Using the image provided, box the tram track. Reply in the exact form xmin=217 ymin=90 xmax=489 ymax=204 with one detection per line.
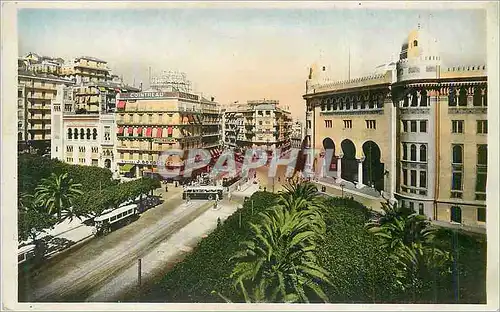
xmin=31 ymin=199 xmax=213 ymax=302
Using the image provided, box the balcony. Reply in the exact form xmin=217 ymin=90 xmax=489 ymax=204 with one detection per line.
xmin=28 ymin=104 xmax=51 ymax=111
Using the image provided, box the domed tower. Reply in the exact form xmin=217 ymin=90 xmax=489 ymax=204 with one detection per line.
xmin=397 ymin=26 xmax=441 ymax=82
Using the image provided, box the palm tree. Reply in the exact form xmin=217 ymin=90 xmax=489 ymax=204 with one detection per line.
xmin=366 ymin=210 xmax=452 ymax=296
xmin=35 ymin=173 xmax=83 ymax=221
xmin=230 ymin=206 xmax=332 ymax=303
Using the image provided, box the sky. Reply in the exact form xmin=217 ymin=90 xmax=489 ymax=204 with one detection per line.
xmin=18 ymin=7 xmax=487 ymax=120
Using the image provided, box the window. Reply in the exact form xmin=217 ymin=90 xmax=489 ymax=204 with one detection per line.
xmin=402 ymin=169 xmax=408 ymax=186
xmin=473 ymin=87 xmax=483 ymax=106
xmin=79 ymin=158 xmax=85 ymax=163
xmin=477 ymin=120 xmax=487 ymax=134
xmin=452 ymin=145 xmax=463 ymax=164
xmin=410 ymin=144 xmax=417 ymax=161
xmin=451 ymin=172 xmax=462 ymax=191
xmin=92 ymin=129 xmax=97 ymax=140
xmin=410 ymin=120 xmax=417 ymax=132
xmin=66 ymin=157 xmax=73 ymax=163
xmin=91 ymin=146 xmax=98 ymax=153
xmin=419 ymin=120 xmax=427 ymax=133
xmin=418 ymin=203 xmax=424 ymax=215
xmin=91 ymin=159 xmax=98 ymax=166
xmin=420 ymin=145 xmax=427 ymax=162
xmin=259 ymin=121 xmax=263 ymax=126
xmin=448 ymin=87 xmax=457 ymax=106
xmin=419 ymin=171 xmax=427 ymax=188
xmin=409 ymin=170 xmax=417 ymax=187
xmin=366 ymin=120 xmax=376 ymax=129
xmin=477 ymin=208 xmax=486 ymax=222
xmin=402 ymin=120 xmax=408 ymax=132
xmin=452 ymin=120 xmax=464 ymax=133
xmin=86 ymin=128 xmax=91 ymax=140
xmin=67 ymin=128 xmax=72 ymax=139
xmin=450 ymin=206 xmax=462 ymax=223
xmin=325 ymin=120 xmax=332 ymax=128
xmin=476 ymin=145 xmax=487 ymax=200
xmin=80 ymin=128 xmax=85 ymax=140
xmin=477 ymin=144 xmax=487 ymax=166
xmin=413 ymin=40 xmax=418 ymax=47
xmin=66 ymin=145 xmax=73 ymax=152
xmin=409 ymin=202 xmax=415 ymax=212
xmin=402 ymin=143 xmax=408 ymax=160
xmin=306 ymin=120 xmax=311 ymax=129
xmin=343 ymin=120 xmax=352 ymax=128
xmin=458 ymin=88 xmax=467 ymax=106
xmin=79 ymin=146 xmax=86 ymax=153
xmin=104 ymin=126 xmax=111 ymax=141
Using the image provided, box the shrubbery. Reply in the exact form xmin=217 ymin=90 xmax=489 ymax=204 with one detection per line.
xmin=137 ymin=193 xmax=486 ymax=304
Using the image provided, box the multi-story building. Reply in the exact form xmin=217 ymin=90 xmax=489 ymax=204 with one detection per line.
xmin=60 ymin=56 xmax=113 ymax=85
xmin=303 ymin=27 xmax=487 ymax=230
xmin=115 ymin=88 xmax=222 ymax=178
xmin=19 ymin=52 xmax=65 ymax=75
xmin=222 ymin=103 xmax=245 ymax=150
xmin=51 ymin=82 xmax=139 ymax=173
xmin=18 ymin=70 xmax=74 ymax=150
xmin=233 ymin=100 xmax=292 ymax=154
xmin=290 ymin=120 xmax=304 ymax=149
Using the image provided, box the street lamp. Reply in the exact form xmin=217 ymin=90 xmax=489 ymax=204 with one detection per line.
xmin=340 ymin=182 xmax=345 ymax=206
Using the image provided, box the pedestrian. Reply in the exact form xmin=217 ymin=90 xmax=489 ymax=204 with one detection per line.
xmin=165 ymin=185 xmax=168 ymax=192
xmin=228 ymin=192 xmax=232 ymax=202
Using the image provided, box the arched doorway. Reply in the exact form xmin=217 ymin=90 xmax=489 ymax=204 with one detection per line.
xmin=322 ymin=137 xmax=337 ymax=173
xmin=104 ymin=159 xmax=111 ymax=169
xmin=450 ymin=206 xmax=462 ymax=223
xmin=362 ymin=141 xmax=384 ymax=191
xmin=341 ymin=139 xmax=357 ymax=182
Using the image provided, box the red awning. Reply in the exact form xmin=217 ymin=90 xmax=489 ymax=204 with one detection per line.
xmin=167 ymin=126 xmax=173 ymax=135
xmin=136 ymin=127 xmax=143 ymax=136
xmin=156 ymin=128 xmax=163 ymax=138
xmin=128 ymin=127 xmax=134 ymax=134
xmin=146 ymin=127 xmax=152 ymax=137
xmin=117 ymin=100 xmax=126 ymax=109
xmin=117 ymin=127 xmax=124 ymax=134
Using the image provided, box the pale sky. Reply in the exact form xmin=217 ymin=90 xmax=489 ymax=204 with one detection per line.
xmin=18 ymin=7 xmax=487 ymax=119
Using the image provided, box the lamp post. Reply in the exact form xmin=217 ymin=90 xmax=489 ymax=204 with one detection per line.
xmin=340 ymin=182 xmax=346 ymax=208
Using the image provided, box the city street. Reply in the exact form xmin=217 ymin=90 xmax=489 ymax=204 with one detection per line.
xmin=19 ymin=181 xmax=259 ymax=302
xmin=19 ymin=186 xmax=221 ymax=302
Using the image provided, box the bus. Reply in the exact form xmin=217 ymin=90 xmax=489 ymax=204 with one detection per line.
xmin=18 ymin=244 xmax=36 ymax=264
xmin=93 ymin=204 xmax=139 ymax=236
xmin=182 ymin=186 xmax=224 ymax=200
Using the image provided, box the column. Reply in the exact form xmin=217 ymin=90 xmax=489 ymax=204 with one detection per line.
xmin=356 ymin=159 xmax=364 ymax=189
xmin=467 ymin=87 xmax=473 ymax=106
xmin=336 ymin=156 xmax=342 ymax=181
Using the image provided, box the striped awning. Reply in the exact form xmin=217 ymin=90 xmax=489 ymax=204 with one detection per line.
xmin=117 ymin=127 xmax=124 ymax=134
xmin=146 ymin=127 xmax=152 ymax=137
xmin=136 ymin=127 xmax=143 ymax=136
xmin=128 ymin=127 xmax=133 ymax=134
xmin=167 ymin=126 xmax=173 ymax=135
xmin=156 ymin=128 xmax=163 ymax=138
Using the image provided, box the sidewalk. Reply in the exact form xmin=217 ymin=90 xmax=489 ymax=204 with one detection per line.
xmin=86 ymin=200 xmax=240 ymax=302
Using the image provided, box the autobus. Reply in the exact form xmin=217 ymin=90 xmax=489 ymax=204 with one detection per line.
xmin=93 ymin=203 xmax=139 ymax=236
xmin=18 ymin=244 xmax=36 ymax=264
xmin=182 ymin=186 xmax=224 ymax=200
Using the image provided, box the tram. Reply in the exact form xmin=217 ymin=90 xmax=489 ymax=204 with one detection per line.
xmin=182 ymin=186 xmax=224 ymax=200
xmin=18 ymin=244 xmax=36 ymax=264
xmin=93 ymin=203 xmax=139 ymax=236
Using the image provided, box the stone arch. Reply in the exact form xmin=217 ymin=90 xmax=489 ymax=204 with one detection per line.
xmin=340 ymin=139 xmax=357 ymax=182
xmin=86 ymin=128 xmax=91 ymax=140
xmin=322 ymin=137 xmax=337 ymax=173
xmin=104 ymin=159 xmax=111 ymax=169
xmin=362 ymin=141 xmax=384 ymax=191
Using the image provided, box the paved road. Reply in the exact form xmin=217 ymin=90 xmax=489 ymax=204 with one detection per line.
xmin=20 ymin=186 xmax=216 ymax=302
